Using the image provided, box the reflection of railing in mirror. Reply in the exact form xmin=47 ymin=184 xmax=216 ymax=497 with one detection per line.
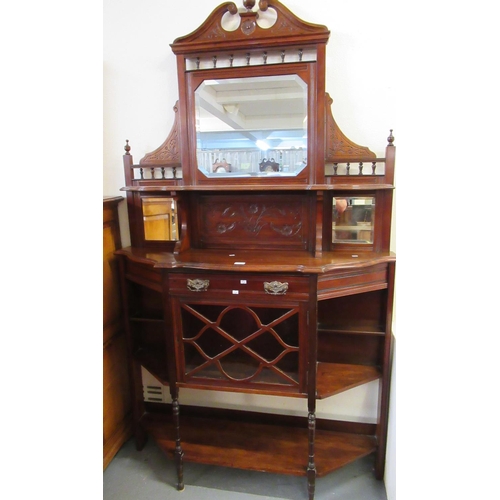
xmin=197 ymin=148 xmax=306 ymax=176
xmin=142 ymin=197 xmax=178 ymax=241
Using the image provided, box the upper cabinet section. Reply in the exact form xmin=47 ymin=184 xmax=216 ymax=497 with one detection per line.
xmin=122 ymin=0 xmax=395 ymax=195
xmin=171 ymin=0 xmax=330 ymax=186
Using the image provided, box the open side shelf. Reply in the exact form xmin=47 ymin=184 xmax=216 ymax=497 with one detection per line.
xmin=316 ymin=362 xmax=381 ymax=399
xmin=141 ymin=407 xmax=376 ymax=478
xmin=317 ymin=325 xmax=385 ymax=336
xmin=139 ymin=360 xmax=381 ymax=400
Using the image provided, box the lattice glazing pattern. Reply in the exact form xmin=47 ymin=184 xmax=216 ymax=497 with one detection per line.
xmin=180 ymin=304 xmax=300 ymax=387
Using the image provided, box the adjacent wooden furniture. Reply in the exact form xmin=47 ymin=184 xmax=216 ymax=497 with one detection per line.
xmin=115 ymin=2 xmax=395 ymax=498
xmin=103 ymin=196 xmax=132 ymax=470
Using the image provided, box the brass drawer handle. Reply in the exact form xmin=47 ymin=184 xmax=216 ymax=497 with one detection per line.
xmin=264 ymin=281 xmax=289 ymax=295
xmin=187 ymin=278 xmax=210 ymax=292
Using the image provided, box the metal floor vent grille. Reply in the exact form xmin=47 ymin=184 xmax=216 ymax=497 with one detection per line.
xmin=141 ymin=367 xmax=167 ymax=403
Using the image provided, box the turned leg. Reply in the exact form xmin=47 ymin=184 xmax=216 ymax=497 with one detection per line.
xmin=172 ymin=398 xmax=185 ymax=491
xmin=307 ymin=410 xmax=317 ymax=500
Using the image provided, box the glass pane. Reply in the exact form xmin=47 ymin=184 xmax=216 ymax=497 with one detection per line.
xmin=142 ymin=197 xmax=178 ymax=241
xmin=333 ymin=197 xmax=375 ymax=244
xmin=195 ymin=75 xmax=307 ymax=178
xmin=181 ymin=304 xmax=300 ymax=387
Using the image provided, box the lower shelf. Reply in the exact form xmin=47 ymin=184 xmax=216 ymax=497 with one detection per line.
xmin=140 ymin=407 xmax=376 ymax=478
xmin=140 ymin=359 xmax=381 ymax=399
xmin=316 ymin=362 xmax=381 ymax=399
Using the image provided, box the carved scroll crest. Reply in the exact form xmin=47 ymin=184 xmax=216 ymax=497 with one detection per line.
xmin=325 ymin=93 xmax=376 ymax=161
xmin=170 ymin=0 xmax=329 ymax=51
xmin=139 ymin=102 xmax=181 ymax=166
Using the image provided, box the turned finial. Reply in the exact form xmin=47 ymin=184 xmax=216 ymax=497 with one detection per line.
xmin=387 ymin=129 xmax=394 ymax=147
xmin=124 ymin=140 xmax=131 ymax=154
xmin=243 ymin=0 xmax=255 ymax=9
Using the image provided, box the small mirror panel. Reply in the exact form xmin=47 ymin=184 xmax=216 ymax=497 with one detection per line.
xmin=195 ymin=74 xmax=307 ymax=178
xmin=142 ymin=197 xmax=178 ymax=241
xmin=333 ymin=197 xmax=374 ymax=244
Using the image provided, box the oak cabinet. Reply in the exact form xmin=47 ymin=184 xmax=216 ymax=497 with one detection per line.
xmin=103 ymin=196 xmax=132 ymax=470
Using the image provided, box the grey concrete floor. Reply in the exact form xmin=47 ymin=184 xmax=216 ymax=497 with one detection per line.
xmin=104 ymin=438 xmax=388 ymax=500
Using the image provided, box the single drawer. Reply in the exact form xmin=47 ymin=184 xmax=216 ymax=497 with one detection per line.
xmin=124 ymin=259 xmax=162 ymax=291
xmin=168 ymin=273 xmax=310 ymax=300
xmin=318 ymin=263 xmax=388 ymax=299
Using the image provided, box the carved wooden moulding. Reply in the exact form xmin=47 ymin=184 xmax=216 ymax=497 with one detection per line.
xmin=194 ymin=193 xmax=311 ymax=250
xmin=324 ymin=93 xmax=376 ymax=162
xmin=170 ymin=0 xmax=330 ymax=56
xmin=139 ymin=102 xmax=181 ymax=167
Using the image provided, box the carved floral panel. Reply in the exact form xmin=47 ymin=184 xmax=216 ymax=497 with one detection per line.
xmin=195 ymin=194 xmax=310 ymax=250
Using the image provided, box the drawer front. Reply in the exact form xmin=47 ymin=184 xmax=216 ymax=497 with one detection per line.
xmin=169 ymin=273 xmax=310 ymax=301
xmin=124 ymin=260 xmax=162 ymax=292
xmin=318 ymin=263 xmax=388 ymax=299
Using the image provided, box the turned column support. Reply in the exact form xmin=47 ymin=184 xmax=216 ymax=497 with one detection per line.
xmin=307 ymin=409 xmax=317 ymax=500
xmin=172 ymin=397 xmax=185 ymax=491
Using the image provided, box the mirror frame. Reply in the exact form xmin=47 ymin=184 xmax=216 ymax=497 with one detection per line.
xmin=187 ymin=62 xmax=316 ymax=185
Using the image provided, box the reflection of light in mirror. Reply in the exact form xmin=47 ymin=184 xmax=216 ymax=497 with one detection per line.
xmin=195 ymin=74 xmax=308 ymax=177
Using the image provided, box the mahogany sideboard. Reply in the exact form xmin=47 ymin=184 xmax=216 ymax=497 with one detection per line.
xmin=114 ymin=2 xmax=395 ymax=498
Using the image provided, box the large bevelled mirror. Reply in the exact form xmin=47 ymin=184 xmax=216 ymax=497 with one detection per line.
xmin=195 ymin=74 xmax=307 ymax=177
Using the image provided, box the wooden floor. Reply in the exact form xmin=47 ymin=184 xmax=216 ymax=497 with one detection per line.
xmin=103 ymin=437 xmax=388 ymax=500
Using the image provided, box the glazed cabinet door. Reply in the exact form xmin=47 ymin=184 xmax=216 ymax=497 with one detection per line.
xmin=168 ymin=272 xmax=311 ymax=396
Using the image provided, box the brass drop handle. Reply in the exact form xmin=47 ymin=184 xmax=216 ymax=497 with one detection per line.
xmin=263 ymin=281 xmax=289 ymax=295
xmin=187 ymin=278 xmax=210 ymax=292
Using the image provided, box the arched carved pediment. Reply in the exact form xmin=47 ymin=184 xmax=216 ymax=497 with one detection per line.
xmin=325 ymin=93 xmax=376 ymax=161
xmin=170 ymin=0 xmax=329 ymax=54
xmin=139 ymin=102 xmax=181 ymax=166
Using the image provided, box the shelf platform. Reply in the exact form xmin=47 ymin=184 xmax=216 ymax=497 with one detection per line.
xmin=139 ymin=359 xmax=381 ymax=400
xmin=316 ymin=362 xmax=381 ymax=399
xmin=141 ymin=408 xmax=376 ymax=478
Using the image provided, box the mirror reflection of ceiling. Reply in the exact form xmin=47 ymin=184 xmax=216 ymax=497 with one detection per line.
xmin=195 ymin=74 xmax=307 ymax=150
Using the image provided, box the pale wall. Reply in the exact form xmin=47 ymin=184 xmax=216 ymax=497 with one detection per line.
xmin=104 ymin=1 xmax=398 ymax=497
